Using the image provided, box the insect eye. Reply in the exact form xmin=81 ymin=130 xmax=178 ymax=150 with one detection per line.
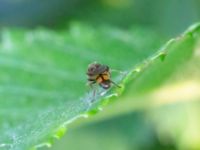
xmin=89 ymin=67 xmax=95 ymax=72
xmin=95 ymin=64 xmax=100 ymax=68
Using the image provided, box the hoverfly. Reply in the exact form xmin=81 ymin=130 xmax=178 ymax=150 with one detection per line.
xmin=87 ymin=62 xmax=121 ymax=98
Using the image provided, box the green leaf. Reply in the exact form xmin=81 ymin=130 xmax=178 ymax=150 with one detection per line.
xmin=0 ymin=22 xmax=200 ymax=150
xmin=0 ymin=23 xmax=163 ymax=150
xmin=48 ymin=23 xmax=200 ymax=150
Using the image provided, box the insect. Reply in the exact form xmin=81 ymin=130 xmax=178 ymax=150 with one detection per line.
xmin=87 ymin=62 xmax=121 ymax=97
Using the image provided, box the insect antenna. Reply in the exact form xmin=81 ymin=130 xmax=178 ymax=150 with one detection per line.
xmin=111 ymin=69 xmax=126 ymax=75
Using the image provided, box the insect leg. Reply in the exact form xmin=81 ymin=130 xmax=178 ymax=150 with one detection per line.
xmin=88 ymin=81 xmax=97 ymax=101
xmin=110 ymin=80 xmax=121 ymax=88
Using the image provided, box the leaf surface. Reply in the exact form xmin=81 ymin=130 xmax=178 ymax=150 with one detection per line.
xmin=0 ymin=23 xmax=200 ymax=150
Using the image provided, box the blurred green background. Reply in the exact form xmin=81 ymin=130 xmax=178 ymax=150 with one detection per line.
xmin=1 ymin=0 xmax=200 ymax=37
xmin=1 ymin=0 xmax=200 ymax=150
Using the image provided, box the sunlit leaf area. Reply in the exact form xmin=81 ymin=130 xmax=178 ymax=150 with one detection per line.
xmin=0 ymin=0 xmax=200 ymax=150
